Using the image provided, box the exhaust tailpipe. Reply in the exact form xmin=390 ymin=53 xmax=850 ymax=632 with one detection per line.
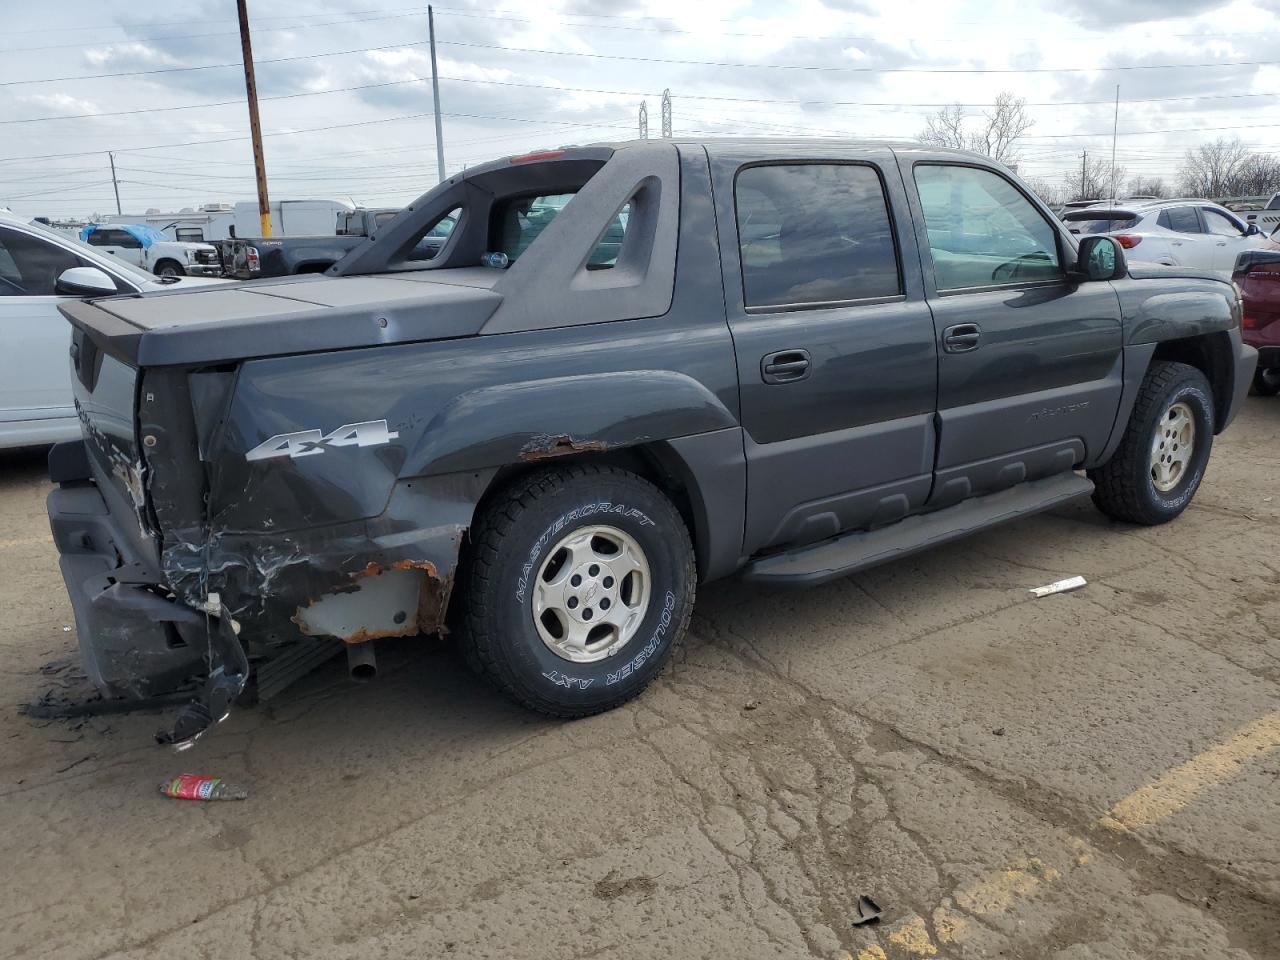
xmin=346 ymin=643 xmax=377 ymax=682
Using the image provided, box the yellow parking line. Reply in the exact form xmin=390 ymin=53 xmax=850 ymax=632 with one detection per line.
xmin=0 ymin=535 xmax=52 ymax=550
xmin=1104 ymin=710 xmax=1280 ymax=831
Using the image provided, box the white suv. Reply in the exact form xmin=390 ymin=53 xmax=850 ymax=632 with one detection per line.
xmin=80 ymin=223 xmax=222 ymax=278
xmin=0 ymin=211 xmax=227 ymax=448
xmin=1062 ymin=199 xmax=1270 ymax=276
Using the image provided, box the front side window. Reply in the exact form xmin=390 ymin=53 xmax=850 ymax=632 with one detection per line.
xmin=914 ymin=164 xmax=1062 ymax=290
xmin=1203 ymin=208 xmax=1243 ymax=237
xmin=0 ymin=227 xmax=81 ymax=296
xmin=734 ymin=163 xmax=900 ymax=308
xmin=1158 ymin=207 xmax=1203 ymax=234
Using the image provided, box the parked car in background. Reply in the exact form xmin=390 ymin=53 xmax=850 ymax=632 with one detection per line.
xmin=1233 ymin=242 xmax=1280 ymax=395
xmin=1240 ymin=192 xmax=1280 ymax=234
xmin=219 ymin=208 xmax=452 ymax=279
xmin=1062 ymin=199 xmax=1270 ymax=277
xmin=79 ymin=223 xmax=222 ymax=278
xmin=0 ymin=212 xmax=226 ymax=448
xmin=49 ymin=140 xmax=1254 ymax=746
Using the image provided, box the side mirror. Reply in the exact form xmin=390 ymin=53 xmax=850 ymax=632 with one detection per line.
xmin=56 ymin=266 xmax=117 ymax=297
xmin=1074 ymin=235 xmax=1127 ymax=282
xmin=1245 ymin=223 xmax=1262 ymax=237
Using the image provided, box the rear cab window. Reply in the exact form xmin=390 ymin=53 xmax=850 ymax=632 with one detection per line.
xmin=492 ymin=193 xmax=630 ymax=269
xmin=913 ymin=164 xmax=1062 ymax=291
xmin=733 ymin=162 xmax=901 ymax=309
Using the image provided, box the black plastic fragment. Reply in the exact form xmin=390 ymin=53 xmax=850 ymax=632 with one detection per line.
xmin=851 ymin=895 xmax=882 ymax=926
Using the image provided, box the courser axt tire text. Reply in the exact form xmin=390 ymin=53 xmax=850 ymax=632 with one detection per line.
xmin=459 ymin=464 xmax=696 ymax=718
xmin=1088 ymin=360 xmax=1214 ymax=525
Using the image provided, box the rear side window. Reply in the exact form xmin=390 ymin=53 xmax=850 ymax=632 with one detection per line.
xmin=914 ymin=164 xmax=1061 ymax=291
xmin=1158 ymin=207 xmax=1203 ymax=234
xmin=734 ymin=163 xmax=900 ymax=308
xmin=492 ymin=193 xmax=629 ymax=268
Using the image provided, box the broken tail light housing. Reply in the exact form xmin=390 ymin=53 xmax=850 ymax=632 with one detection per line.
xmin=245 ymin=246 xmax=260 ymax=273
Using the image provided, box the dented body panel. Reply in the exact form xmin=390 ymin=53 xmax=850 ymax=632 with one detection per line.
xmin=45 ymin=139 xmax=1257 ymax=735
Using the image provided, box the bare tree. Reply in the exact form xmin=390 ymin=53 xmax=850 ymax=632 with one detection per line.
xmin=1235 ymin=154 xmax=1280 ymax=197
xmin=1126 ymin=176 xmax=1169 ymax=198
xmin=1063 ymin=156 xmax=1126 ymax=202
xmin=918 ymin=92 xmax=1035 ymax=165
xmin=1178 ymin=137 xmax=1255 ymax=197
xmin=920 ymin=104 xmax=968 ymax=151
xmin=1022 ymin=176 xmax=1063 ymax=207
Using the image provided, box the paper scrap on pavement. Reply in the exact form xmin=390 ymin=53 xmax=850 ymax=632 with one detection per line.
xmin=1029 ymin=575 xmax=1087 ymax=598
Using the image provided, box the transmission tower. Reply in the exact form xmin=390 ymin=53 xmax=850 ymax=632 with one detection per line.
xmin=639 ymin=101 xmax=649 ymax=140
xmin=661 ymin=89 xmax=672 ymax=138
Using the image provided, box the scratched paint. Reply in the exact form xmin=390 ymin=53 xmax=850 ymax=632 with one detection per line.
xmin=1103 ymin=710 xmax=1280 ymax=831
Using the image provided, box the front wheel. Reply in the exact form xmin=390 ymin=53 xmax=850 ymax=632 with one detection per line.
xmin=154 ymin=260 xmax=184 ymax=278
xmin=1253 ymin=367 xmax=1280 ymax=397
xmin=1088 ymin=361 xmax=1214 ymax=525
xmin=459 ymin=464 xmax=696 ymax=717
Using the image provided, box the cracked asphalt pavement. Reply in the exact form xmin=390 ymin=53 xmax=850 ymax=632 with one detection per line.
xmin=2 ymin=398 xmax=1278 ymax=960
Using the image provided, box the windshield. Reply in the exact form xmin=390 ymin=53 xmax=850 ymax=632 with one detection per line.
xmin=26 ymin=220 xmax=158 ymax=284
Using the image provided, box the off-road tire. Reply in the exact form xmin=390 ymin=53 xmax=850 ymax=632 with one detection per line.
xmin=1088 ymin=361 xmax=1214 ymax=525
xmin=1253 ymin=367 xmax=1280 ymax=397
xmin=459 ymin=464 xmax=695 ymax=718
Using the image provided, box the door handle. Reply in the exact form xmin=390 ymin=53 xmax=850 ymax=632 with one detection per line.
xmin=761 ymin=349 xmax=811 ymax=384
xmin=1216 ymin=241 xmax=1227 ymax=246
xmin=942 ymin=323 xmax=982 ymax=353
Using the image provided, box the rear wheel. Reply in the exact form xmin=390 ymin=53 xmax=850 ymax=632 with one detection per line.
xmin=1253 ymin=367 xmax=1280 ymax=396
xmin=459 ymin=464 xmax=695 ymax=717
xmin=1088 ymin=361 xmax=1214 ymax=525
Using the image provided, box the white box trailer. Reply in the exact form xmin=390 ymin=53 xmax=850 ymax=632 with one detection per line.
xmin=233 ymin=199 xmax=355 ymax=238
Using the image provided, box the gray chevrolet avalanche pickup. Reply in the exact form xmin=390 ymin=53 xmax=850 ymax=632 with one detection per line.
xmin=49 ymin=140 xmax=1257 ymax=746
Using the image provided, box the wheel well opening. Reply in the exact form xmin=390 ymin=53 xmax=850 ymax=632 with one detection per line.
xmin=472 ymin=447 xmax=702 ymax=575
xmin=1151 ymin=333 xmax=1233 ymax=432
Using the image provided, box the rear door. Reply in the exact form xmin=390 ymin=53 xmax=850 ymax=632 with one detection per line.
xmin=711 ymin=148 xmax=939 ymax=554
xmin=1157 ymin=206 xmax=1212 ymax=269
xmin=901 ymin=156 xmax=1123 ymax=505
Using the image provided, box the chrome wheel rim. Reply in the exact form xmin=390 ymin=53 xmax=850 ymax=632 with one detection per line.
xmin=1150 ymin=400 xmax=1195 ymax=493
xmin=532 ymin=524 xmax=651 ymax=663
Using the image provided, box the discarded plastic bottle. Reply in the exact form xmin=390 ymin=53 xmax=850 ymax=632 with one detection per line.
xmin=159 ymin=774 xmax=249 ymax=801
xmin=480 ymin=251 xmax=509 ymax=270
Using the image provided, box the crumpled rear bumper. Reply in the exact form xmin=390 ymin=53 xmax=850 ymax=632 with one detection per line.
xmin=48 ymin=481 xmax=209 ymax=700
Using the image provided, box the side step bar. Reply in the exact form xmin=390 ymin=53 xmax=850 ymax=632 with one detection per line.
xmin=742 ymin=472 xmax=1094 ymax=587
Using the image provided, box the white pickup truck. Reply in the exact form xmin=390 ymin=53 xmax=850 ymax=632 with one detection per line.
xmin=79 ymin=223 xmax=222 ymax=278
xmin=1242 ymin=193 xmax=1280 ymax=234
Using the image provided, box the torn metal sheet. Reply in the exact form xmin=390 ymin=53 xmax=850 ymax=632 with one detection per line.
xmin=293 ymin=559 xmax=453 ymax=643
xmin=518 ymin=434 xmax=609 ymax=461
xmin=1029 ymin=575 xmax=1088 ymax=598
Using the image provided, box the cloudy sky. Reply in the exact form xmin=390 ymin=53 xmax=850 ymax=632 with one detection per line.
xmin=2 ymin=0 xmax=1278 ymax=217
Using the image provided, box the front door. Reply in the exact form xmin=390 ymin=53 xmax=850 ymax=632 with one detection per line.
xmin=712 ymin=151 xmax=939 ymax=555
xmin=902 ymin=158 xmax=1124 ymax=505
xmin=1202 ymin=206 xmax=1258 ymax=275
xmin=0 ymin=226 xmax=84 ymax=425
xmin=89 ymin=228 xmax=145 ymax=268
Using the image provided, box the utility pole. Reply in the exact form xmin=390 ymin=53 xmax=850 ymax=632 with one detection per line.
xmin=108 ymin=152 xmax=121 ymax=215
xmin=1080 ymin=149 xmax=1087 ymax=199
xmin=236 ymin=0 xmax=271 ymax=238
xmin=639 ymin=101 xmax=649 ymax=140
xmin=429 ymin=5 xmax=446 ymax=183
xmin=1109 ymin=84 xmax=1120 ymax=204
xmin=661 ymin=89 xmax=672 ymax=138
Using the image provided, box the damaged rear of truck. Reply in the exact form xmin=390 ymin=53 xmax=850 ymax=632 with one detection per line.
xmin=50 ymin=141 xmax=736 ymax=745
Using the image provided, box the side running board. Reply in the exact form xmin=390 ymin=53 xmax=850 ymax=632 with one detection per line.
xmin=742 ymin=472 xmax=1094 ymax=587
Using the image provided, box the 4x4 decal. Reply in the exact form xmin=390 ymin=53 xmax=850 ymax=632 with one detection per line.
xmin=245 ymin=420 xmax=399 ymax=462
